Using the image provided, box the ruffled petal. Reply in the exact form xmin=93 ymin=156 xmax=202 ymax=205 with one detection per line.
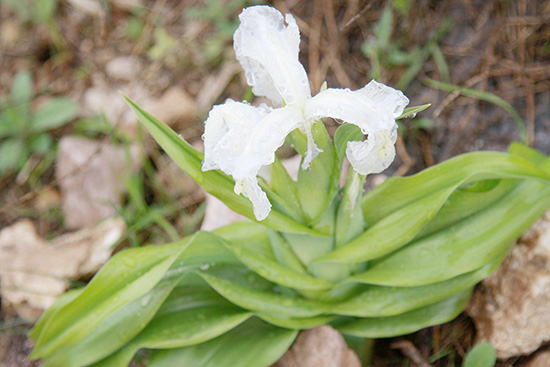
xmin=345 ymin=127 xmax=398 ymax=176
xmin=202 ymin=100 xmax=304 ymax=220
xmin=359 ymin=79 xmax=409 ymax=118
xmin=234 ymin=6 xmax=311 ymax=108
xmin=304 ymin=81 xmax=409 ymax=133
xmin=234 ymin=177 xmax=271 ymax=221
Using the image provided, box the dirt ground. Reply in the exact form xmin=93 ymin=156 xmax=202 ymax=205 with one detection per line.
xmin=1 ymin=0 xmax=549 ymax=366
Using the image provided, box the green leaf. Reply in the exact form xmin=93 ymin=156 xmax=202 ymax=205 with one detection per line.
xmin=34 ymin=0 xmax=56 ymax=22
xmin=335 ymin=170 xmax=366 ymax=247
xmin=0 ymin=108 xmax=24 ymax=138
xmin=89 ymin=285 xmax=251 ymax=367
xmin=293 ymin=121 xmax=339 ymax=227
xmin=30 ymin=236 xmax=194 ymax=359
xmin=220 ymin=234 xmax=335 ymax=291
xmin=257 ymin=312 xmax=335 ymax=329
xmin=0 ymin=138 xmax=27 ymax=173
xmin=462 ymin=342 xmax=497 ymax=367
xmin=42 ymin=277 xmax=183 ymax=367
xmin=29 ymin=133 xmax=53 ymax=154
xmin=266 ymin=158 xmax=304 ymax=222
xmin=334 ymin=124 xmax=362 ymax=168
xmin=362 ymin=151 xmax=549 ymax=226
xmin=396 ymin=104 xmax=431 ymax=119
xmin=335 ymin=259 xmax=499 ymax=317
xmin=29 ymin=288 xmax=84 ymax=342
xmin=335 ymin=289 xmax=471 ymax=338
xmin=197 ymin=265 xmax=330 ymax=318
xmin=350 ymin=173 xmax=550 ymax=286
xmin=123 ymin=95 xmax=322 ymax=237
xmin=147 ymin=318 xmax=298 ymax=367
xmin=10 ymin=70 xmax=33 ymax=105
xmin=31 ymin=97 xmax=79 ymax=132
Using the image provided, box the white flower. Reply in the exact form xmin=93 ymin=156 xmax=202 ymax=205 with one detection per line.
xmin=202 ymin=5 xmax=409 ymax=221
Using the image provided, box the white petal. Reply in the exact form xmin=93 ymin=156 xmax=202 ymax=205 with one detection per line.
xmin=234 ymin=177 xmax=271 ymax=221
xmin=202 ymin=100 xmax=304 ymax=220
xmin=301 ymin=122 xmax=323 ymax=170
xmin=202 ymin=100 xmax=271 ymax=177
xmin=304 ymin=82 xmax=409 ymax=133
xmin=346 ymin=127 xmax=398 ymax=176
xmin=234 ymin=6 xmax=311 ymax=108
xmin=359 ymin=80 xmax=409 ymax=118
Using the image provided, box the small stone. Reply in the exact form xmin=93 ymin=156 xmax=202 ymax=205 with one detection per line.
xmin=56 ymin=136 xmax=142 ymax=229
xmin=82 ymin=83 xmax=150 ymax=135
xmin=144 ymin=86 xmax=197 ymax=126
xmin=66 ymin=0 xmax=102 ymax=15
xmin=1 ymin=19 xmax=20 ymax=47
xmin=105 ymin=56 xmax=143 ymax=81
xmin=111 ymin=0 xmax=143 ymax=10
xmin=0 ymin=218 xmax=124 ymax=321
xmin=273 ymin=325 xmax=360 ymax=367
xmin=200 ymin=194 xmax=245 ymax=231
xmin=467 ymin=210 xmax=550 ymax=359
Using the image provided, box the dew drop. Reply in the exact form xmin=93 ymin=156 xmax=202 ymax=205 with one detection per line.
xmin=140 ymin=294 xmax=152 ymax=307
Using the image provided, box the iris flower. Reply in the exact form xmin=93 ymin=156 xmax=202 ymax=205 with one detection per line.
xmin=202 ymin=5 xmax=409 ymax=221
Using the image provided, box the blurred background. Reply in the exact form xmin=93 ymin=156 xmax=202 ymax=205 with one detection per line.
xmin=1 ymin=0 xmax=549 ymax=366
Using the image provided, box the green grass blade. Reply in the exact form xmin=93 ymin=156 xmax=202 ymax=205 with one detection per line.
xmin=424 ymin=78 xmax=527 ymax=144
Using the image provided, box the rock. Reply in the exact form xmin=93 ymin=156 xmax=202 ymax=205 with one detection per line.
xmin=82 ymin=83 xmax=150 ymax=135
xmin=273 ymin=325 xmax=361 ymax=367
xmin=467 ymin=210 xmax=550 ymax=359
xmin=200 ymin=194 xmax=245 ymax=231
xmin=67 ymin=0 xmax=103 ymax=15
xmin=111 ymin=0 xmax=143 ymax=10
xmin=526 ymin=350 xmax=550 ymax=367
xmin=82 ymin=83 xmax=196 ymax=136
xmin=145 ymin=86 xmax=197 ymax=127
xmin=56 ymin=136 xmax=141 ymax=229
xmin=105 ymin=56 xmax=143 ymax=81
xmin=0 ymin=218 xmax=125 ymax=321
xmin=1 ymin=19 xmax=20 ymax=47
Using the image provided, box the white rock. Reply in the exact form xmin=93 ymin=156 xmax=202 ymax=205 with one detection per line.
xmin=273 ymin=325 xmax=360 ymax=367
xmin=0 ymin=218 xmax=125 ymax=321
xmin=56 ymin=136 xmax=142 ymax=229
xmin=468 ymin=210 xmax=550 ymax=359
xmin=105 ymin=56 xmax=143 ymax=81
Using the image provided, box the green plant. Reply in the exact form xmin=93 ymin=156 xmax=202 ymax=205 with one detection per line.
xmin=0 ymin=70 xmax=78 ymax=178
xmin=462 ymin=342 xmax=497 ymax=367
xmin=29 ymin=6 xmax=550 ymax=367
xmin=362 ymin=5 xmax=452 ymax=90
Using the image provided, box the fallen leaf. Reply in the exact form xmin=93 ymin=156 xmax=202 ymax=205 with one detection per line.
xmin=0 ymin=218 xmax=125 ymax=321
xmin=56 ymin=136 xmax=142 ymax=230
